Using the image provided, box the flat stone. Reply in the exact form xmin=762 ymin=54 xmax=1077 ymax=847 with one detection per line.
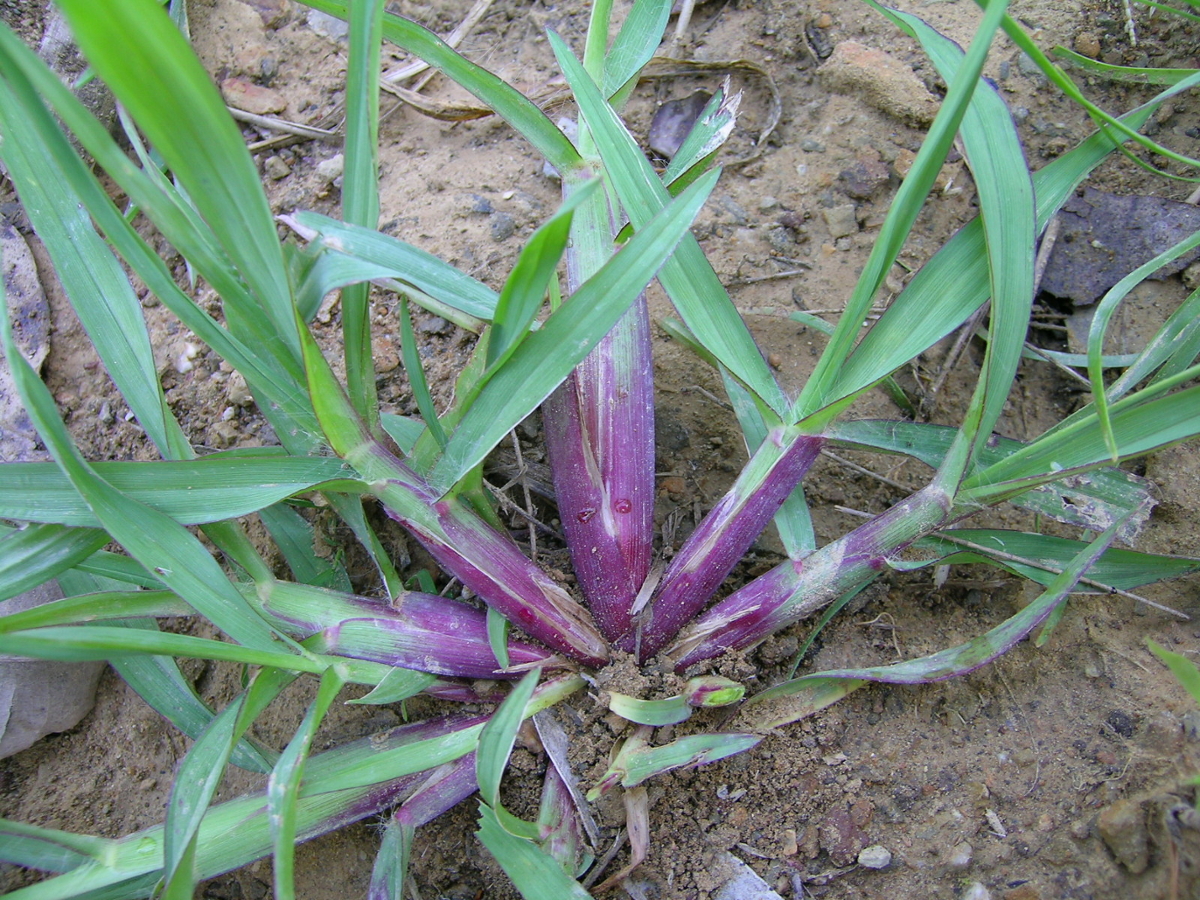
xmin=857 ymin=845 xmax=892 ymax=869
xmin=839 ymin=156 xmax=891 ymax=200
xmin=822 ymin=204 xmax=858 ymax=239
xmin=220 ymin=77 xmax=286 ymax=116
xmin=713 ymin=852 xmax=784 ymax=900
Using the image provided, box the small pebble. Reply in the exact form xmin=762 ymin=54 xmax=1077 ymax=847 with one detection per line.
xmin=1182 ymin=709 xmax=1200 ymax=740
xmin=264 ymin=155 xmax=290 ymax=180
xmin=962 ymin=883 xmax=992 ymax=900
xmin=857 ymin=845 xmax=891 ymax=869
xmin=490 ymin=212 xmax=516 ymax=242
xmin=822 ymin=204 xmax=858 ymax=239
xmin=946 ymin=841 xmax=973 ymax=869
xmin=226 ymin=372 xmax=254 ymax=407
xmin=175 ymin=342 xmax=199 ymax=374
xmin=316 ymin=154 xmax=344 ymax=181
xmin=800 ymin=139 xmax=826 ymax=153
xmin=307 ymin=8 xmax=349 ymax=39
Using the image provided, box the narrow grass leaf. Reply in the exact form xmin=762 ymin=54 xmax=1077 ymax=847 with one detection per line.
xmin=874 ymin=2 xmax=1034 ymax=479
xmin=163 ymin=697 xmax=248 ymax=895
xmin=399 ymin=293 xmax=448 ymax=449
xmin=832 ymin=96 xmax=1162 ymax=401
xmin=476 ymin=803 xmax=595 ymax=900
xmin=487 ymin=606 xmax=512 ymax=670
xmin=1148 ymin=639 xmax=1200 ymax=705
xmin=341 ymin=0 xmax=385 ymax=428
xmin=807 ymin=507 xmax=1141 ymax=686
xmin=1052 ymin=46 xmax=1199 ymax=85
xmin=1113 ymin=287 xmax=1200 ymax=391
xmin=0 ymin=525 xmax=108 ymax=603
xmin=430 ymin=169 xmax=720 ymax=493
xmin=0 ymin=85 xmax=185 ymax=458
xmin=741 ymin=677 xmax=867 ymax=731
xmin=549 ymin=32 xmax=788 ymax=414
xmin=109 ymin=641 xmax=276 ymax=773
xmin=0 ymin=590 xmax=186 ymax=632
xmin=269 ymin=668 xmax=346 ymax=900
xmin=606 ymin=692 xmax=693 ymax=727
xmin=67 ymin=548 xmax=163 ymax=590
xmin=994 ymin=11 xmax=1200 ymax=171
xmin=662 ymin=87 xmax=738 ymax=188
xmin=5 ymin=774 xmax=422 ymax=900
xmin=348 ymin=666 xmax=438 ymax=705
xmin=796 ymin=0 xmax=1009 ymax=423
xmin=606 ymin=733 xmax=762 ymax=791
xmin=1087 ymin=228 xmax=1200 ymax=459
xmin=602 ymin=0 xmax=673 ymax=98
xmin=297 ymin=314 xmax=378 ymax=467
xmin=829 ymin=419 xmax=1154 ymax=534
xmin=901 ymin=529 xmax=1200 ymax=589
xmin=0 ymin=626 xmax=322 ymax=672
xmin=962 ymin=384 xmax=1200 ymax=503
xmin=0 ymin=456 xmax=353 ymax=527
xmin=0 ymin=24 xmax=317 ymax=446
xmin=477 ymin=669 xmax=542 ymax=811
xmin=296 ymin=0 xmax=580 ymax=172
xmin=324 ymin=492 xmax=404 ymax=598
xmin=381 ymin=414 xmax=426 ymax=454
xmin=488 ymin=180 xmax=599 ymax=368
xmin=368 ymin=818 xmax=413 ymax=900
xmin=291 ymin=214 xmax=500 ymax=322
xmin=0 ymin=819 xmax=114 ymax=872
xmin=259 ymin=503 xmax=351 ymax=591
xmin=0 ymin=299 xmax=287 ymax=652
xmin=56 ymin=0 xmax=297 ymax=359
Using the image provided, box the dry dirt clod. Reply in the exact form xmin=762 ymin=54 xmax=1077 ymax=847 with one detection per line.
xmin=818 ymin=41 xmax=941 ymax=125
xmin=1097 ymin=797 xmax=1150 ymax=873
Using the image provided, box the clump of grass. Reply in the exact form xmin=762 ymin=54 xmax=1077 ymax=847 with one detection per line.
xmin=1 ymin=0 xmax=1199 ymax=896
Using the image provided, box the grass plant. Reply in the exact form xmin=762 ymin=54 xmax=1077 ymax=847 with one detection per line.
xmin=1 ymin=0 xmax=1199 ymax=896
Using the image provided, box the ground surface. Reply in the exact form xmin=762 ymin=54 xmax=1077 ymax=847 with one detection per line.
xmin=3 ymin=0 xmax=1200 ymax=898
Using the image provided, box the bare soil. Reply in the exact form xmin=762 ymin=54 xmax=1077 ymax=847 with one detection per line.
xmin=3 ymin=0 xmax=1200 ymax=898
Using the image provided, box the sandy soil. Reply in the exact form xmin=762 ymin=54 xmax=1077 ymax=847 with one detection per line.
xmin=3 ymin=0 xmax=1200 ymax=898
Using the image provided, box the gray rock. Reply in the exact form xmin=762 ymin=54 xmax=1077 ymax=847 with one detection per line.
xmin=316 ymin=153 xmax=345 ymax=181
xmin=307 ymin=8 xmax=349 ymax=39
xmin=264 ymin=155 xmax=291 ymax=180
xmin=857 ymin=845 xmax=892 ymax=869
xmin=490 ymin=212 xmax=516 ymax=242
